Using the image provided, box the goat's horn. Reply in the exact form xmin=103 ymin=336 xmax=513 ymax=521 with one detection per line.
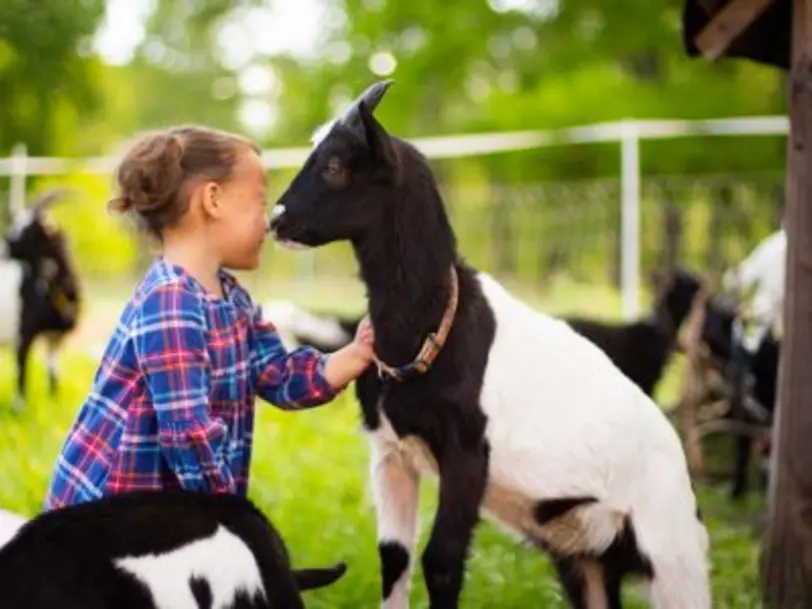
xmin=358 ymin=79 xmax=394 ymax=112
xmin=30 ymin=187 xmax=75 ymax=212
xmin=341 ymin=79 xmax=394 ymax=125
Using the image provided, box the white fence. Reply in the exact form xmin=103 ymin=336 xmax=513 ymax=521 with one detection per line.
xmin=0 ymin=116 xmax=790 ymax=320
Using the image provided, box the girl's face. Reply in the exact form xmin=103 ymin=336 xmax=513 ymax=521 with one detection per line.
xmin=214 ymin=148 xmax=269 ymax=270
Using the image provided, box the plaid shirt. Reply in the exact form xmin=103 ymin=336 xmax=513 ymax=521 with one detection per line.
xmin=43 ymin=258 xmax=338 ymax=511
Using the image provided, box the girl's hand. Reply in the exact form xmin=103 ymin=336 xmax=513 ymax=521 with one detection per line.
xmin=352 ymin=315 xmax=375 ymax=363
xmin=323 ymin=315 xmax=376 ymax=390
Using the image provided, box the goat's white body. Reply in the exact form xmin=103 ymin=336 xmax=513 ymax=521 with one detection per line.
xmin=723 ymin=228 xmax=786 ymax=352
xmin=0 ymin=260 xmax=22 ymax=345
xmin=262 ymin=298 xmax=354 ymax=351
xmin=0 ymin=509 xmax=26 ymax=550
xmin=114 ymin=524 xmax=266 ymax=609
xmin=370 ymin=272 xmax=710 ymax=609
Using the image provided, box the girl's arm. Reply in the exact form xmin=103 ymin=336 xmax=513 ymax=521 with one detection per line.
xmin=249 ymin=305 xmax=373 ymax=409
xmin=132 ymin=282 xmax=236 ymax=493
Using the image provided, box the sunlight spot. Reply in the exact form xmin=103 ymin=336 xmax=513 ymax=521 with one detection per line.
xmin=211 ymin=77 xmax=237 ymax=101
xmin=325 ymin=41 xmax=352 ymax=66
xmin=239 ymin=99 xmax=278 ymax=139
xmin=239 ymin=64 xmax=278 ymax=96
xmin=512 ymin=26 xmax=537 ymax=51
xmin=487 ymin=0 xmax=559 ymax=20
xmin=368 ymin=51 xmax=397 ymax=77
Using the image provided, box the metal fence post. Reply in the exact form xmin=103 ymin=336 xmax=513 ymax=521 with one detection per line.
xmin=620 ymin=120 xmax=641 ymax=320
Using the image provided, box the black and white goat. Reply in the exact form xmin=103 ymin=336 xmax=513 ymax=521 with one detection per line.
xmin=270 ymin=80 xmax=710 ymax=609
xmin=565 ymin=266 xmax=703 ymax=398
xmin=697 ymin=283 xmax=780 ymax=499
xmin=261 ymin=299 xmax=361 ymax=352
xmin=0 ymin=490 xmax=347 ymax=609
xmin=0 ymin=189 xmax=81 ymax=411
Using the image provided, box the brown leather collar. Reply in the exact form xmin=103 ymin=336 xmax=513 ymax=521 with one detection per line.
xmin=372 ymin=265 xmax=459 ymax=382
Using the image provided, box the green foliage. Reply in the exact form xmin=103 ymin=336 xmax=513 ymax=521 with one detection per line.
xmin=0 ymin=0 xmax=106 ymax=155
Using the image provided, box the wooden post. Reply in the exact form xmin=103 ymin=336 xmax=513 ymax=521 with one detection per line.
xmin=761 ymin=0 xmax=812 ymax=605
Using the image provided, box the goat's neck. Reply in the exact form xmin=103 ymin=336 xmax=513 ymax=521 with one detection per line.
xmin=353 ymin=207 xmax=457 ymax=366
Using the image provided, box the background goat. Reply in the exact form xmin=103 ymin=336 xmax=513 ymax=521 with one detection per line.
xmin=0 ymin=188 xmax=81 ymax=412
xmin=0 ymin=490 xmax=347 ymax=609
xmin=261 ymin=298 xmax=360 ymax=352
xmin=696 ymin=290 xmax=780 ymax=499
xmin=566 ymin=266 xmax=703 ymax=398
xmin=0 ymin=508 xmax=26 ymax=550
xmin=270 ymin=79 xmax=710 ymax=609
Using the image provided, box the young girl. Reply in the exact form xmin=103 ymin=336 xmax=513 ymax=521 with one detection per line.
xmin=43 ymin=125 xmax=374 ymax=511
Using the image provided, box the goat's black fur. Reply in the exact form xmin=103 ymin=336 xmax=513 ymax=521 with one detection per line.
xmin=3 ymin=192 xmax=80 ymax=409
xmin=565 ymin=266 xmax=703 ymax=397
xmin=269 ymin=81 xmax=698 ymax=608
xmin=0 ymin=490 xmax=347 ymax=609
xmin=271 ymin=82 xmax=510 ymax=607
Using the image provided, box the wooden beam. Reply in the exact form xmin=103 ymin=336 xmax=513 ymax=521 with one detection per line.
xmin=761 ymin=0 xmax=812 ymax=606
xmin=694 ymin=0 xmax=775 ymax=60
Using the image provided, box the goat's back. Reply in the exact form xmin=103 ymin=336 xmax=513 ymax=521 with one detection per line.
xmin=0 ymin=491 xmax=290 ymax=609
xmin=566 ymin=317 xmax=673 ymax=396
xmin=475 ymin=272 xmax=687 ymax=501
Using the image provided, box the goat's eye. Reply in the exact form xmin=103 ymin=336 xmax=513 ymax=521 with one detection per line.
xmin=321 ymin=155 xmax=348 ymax=188
xmin=326 ymin=156 xmax=342 ymax=174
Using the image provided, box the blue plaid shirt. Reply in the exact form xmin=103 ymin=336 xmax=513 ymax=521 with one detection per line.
xmin=43 ymin=258 xmax=338 ymax=511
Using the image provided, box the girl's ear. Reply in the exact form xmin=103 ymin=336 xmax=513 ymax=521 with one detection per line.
xmin=200 ymin=181 xmax=225 ymax=220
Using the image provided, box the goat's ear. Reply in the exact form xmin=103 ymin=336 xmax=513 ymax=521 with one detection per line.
xmin=356 ymin=101 xmax=399 ymax=171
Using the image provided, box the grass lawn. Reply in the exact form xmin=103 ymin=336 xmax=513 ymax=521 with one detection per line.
xmin=0 ymin=274 xmax=768 ymax=608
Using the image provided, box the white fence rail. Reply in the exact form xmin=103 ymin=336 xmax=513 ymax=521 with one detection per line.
xmin=0 ymin=116 xmax=790 ymax=319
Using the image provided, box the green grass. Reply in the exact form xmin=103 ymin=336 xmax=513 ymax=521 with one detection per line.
xmin=0 ymin=276 xmax=767 ymax=608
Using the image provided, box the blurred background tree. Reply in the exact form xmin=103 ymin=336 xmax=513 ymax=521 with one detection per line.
xmin=0 ymin=0 xmax=789 ymax=285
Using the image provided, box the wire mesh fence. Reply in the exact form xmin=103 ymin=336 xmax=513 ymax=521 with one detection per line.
xmin=244 ymin=170 xmax=784 ymax=312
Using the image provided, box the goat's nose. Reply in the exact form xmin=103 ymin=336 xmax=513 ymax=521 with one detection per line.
xmin=268 ymin=205 xmax=286 ymax=233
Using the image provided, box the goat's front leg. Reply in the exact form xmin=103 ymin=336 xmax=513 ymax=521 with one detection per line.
xmin=369 ymin=433 xmax=421 ymax=609
xmin=421 ymin=442 xmax=488 ymax=609
xmin=45 ymin=333 xmax=61 ymax=395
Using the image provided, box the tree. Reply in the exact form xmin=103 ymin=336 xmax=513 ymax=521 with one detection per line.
xmin=0 ymin=0 xmax=106 ymax=155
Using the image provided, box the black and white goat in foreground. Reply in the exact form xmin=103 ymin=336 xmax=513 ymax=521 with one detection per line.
xmin=0 ymin=188 xmax=81 ymax=411
xmin=565 ymin=266 xmax=703 ymax=398
xmin=0 ymin=490 xmax=347 ymax=609
xmin=270 ymin=80 xmax=710 ymax=609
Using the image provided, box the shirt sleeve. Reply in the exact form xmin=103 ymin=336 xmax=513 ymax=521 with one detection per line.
xmin=249 ymin=303 xmax=339 ymax=409
xmin=131 ymin=282 xmax=236 ymax=494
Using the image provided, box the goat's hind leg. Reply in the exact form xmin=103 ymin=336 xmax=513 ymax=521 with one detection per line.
xmin=369 ymin=434 xmax=421 ymax=609
xmin=421 ymin=443 xmax=488 ymax=609
xmin=551 ymin=555 xmax=617 ymax=609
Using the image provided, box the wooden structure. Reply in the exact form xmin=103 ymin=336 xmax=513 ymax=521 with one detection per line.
xmin=682 ymin=0 xmax=812 ymax=605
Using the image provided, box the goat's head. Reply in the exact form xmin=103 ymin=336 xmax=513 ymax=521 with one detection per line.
xmin=269 ymin=80 xmax=402 ymax=248
xmin=651 ymin=264 xmax=704 ymax=327
xmin=3 ymin=188 xmax=70 ymax=263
